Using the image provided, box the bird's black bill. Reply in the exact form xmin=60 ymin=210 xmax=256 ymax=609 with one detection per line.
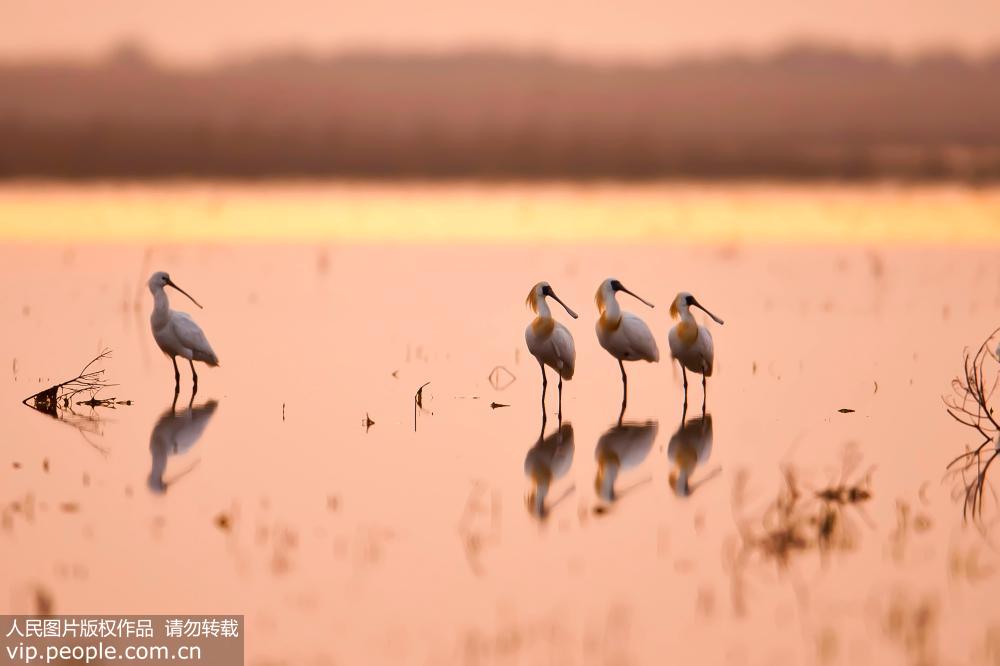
xmin=166 ymin=280 xmax=204 ymax=309
xmin=550 ymin=292 xmax=579 ymax=319
xmin=691 ymin=299 xmax=724 ymax=325
xmin=620 ymin=286 xmax=655 ymax=309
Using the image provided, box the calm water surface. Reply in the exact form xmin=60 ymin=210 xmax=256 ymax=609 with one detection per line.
xmin=2 ymin=186 xmax=1000 ymax=665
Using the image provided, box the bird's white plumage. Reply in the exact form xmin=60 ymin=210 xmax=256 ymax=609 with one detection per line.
xmin=161 ymin=311 xmax=219 ymax=365
xmin=525 ymin=320 xmax=575 ymax=379
xmin=668 ymin=324 xmax=713 ymax=376
xmin=597 ymin=312 xmax=659 ymax=363
xmin=594 ymin=278 xmax=659 ymax=364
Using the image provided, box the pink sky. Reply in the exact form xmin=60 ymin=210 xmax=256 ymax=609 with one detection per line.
xmin=4 ymin=0 xmax=1000 ymax=64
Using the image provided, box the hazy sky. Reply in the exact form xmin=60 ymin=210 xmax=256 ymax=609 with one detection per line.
xmin=4 ymin=0 xmax=1000 ymax=63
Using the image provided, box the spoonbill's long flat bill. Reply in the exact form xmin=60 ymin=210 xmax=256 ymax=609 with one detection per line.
xmin=148 ymin=271 xmax=219 ymax=392
xmin=594 ymin=278 xmax=658 ymax=411
xmin=668 ymin=291 xmax=724 ymax=409
xmin=525 ymin=282 xmax=578 ymax=418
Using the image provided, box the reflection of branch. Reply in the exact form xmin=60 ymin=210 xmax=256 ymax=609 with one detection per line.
xmin=944 ymin=329 xmax=1000 ymax=522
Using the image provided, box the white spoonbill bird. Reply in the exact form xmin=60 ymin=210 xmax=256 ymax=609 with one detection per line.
xmin=668 ymin=292 xmax=724 ymax=408
xmin=594 ymin=278 xmax=658 ymax=409
xmin=525 ymin=282 xmax=578 ymax=417
xmin=148 ymin=271 xmax=219 ymax=392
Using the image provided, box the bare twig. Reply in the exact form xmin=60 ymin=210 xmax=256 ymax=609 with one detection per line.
xmin=22 ymin=349 xmax=117 ymax=414
xmin=20 ymin=349 xmax=126 ymax=448
xmin=943 ymin=328 xmax=1000 ymax=522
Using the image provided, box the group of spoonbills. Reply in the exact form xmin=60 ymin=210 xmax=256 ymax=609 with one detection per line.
xmin=525 ymin=278 xmax=724 ymax=415
xmin=144 ymin=268 xmax=723 ymax=415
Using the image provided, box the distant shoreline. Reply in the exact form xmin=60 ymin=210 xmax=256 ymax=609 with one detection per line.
xmin=3 ymin=44 xmax=1000 ymax=181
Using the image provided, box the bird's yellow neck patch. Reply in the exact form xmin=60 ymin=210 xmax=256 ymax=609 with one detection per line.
xmin=532 ymin=316 xmax=555 ymax=337
xmin=677 ymin=320 xmax=699 ymax=344
xmin=599 ymin=313 xmax=622 ymax=332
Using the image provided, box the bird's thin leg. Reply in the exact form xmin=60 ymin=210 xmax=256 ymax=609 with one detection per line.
xmin=539 ymin=362 xmax=548 ymax=419
xmin=619 ymin=360 xmax=628 ymax=416
xmin=171 ymin=357 xmax=181 ymax=394
xmin=558 ymin=376 xmax=563 ymax=421
xmin=702 ymin=374 xmax=707 ymax=415
xmin=189 ymin=359 xmax=199 ymax=394
xmin=681 ymin=366 xmax=689 ymax=411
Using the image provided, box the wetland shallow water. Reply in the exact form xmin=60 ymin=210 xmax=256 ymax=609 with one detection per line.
xmin=2 ymin=183 xmax=1000 ymax=665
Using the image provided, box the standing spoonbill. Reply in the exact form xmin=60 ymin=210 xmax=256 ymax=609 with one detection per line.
xmin=594 ymin=278 xmax=658 ymax=412
xmin=148 ymin=271 xmax=219 ymax=392
xmin=668 ymin=292 xmax=724 ymax=409
xmin=525 ymin=282 xmax=578 ymax=418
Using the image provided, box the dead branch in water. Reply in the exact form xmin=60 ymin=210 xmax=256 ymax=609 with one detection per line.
xmin=22 ymin=349 xmax=117 ymax=415
xmin=943 ymin=327 xmax=1000 ymax=521
xmin=20 ymin=350 xmax=126 ymax=452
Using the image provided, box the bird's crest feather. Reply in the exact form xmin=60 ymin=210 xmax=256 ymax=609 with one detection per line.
xmin=526 ymin=287 xmax=539 ymax=313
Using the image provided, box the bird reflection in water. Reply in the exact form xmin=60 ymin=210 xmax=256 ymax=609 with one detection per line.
xmin=524 ymin=419 xmax=576 ymax=519
xmin=594 ymin=417 xmax=657 ymax=504
xmin=667 ymin=409 xmax=720 ymax=497
xmin=148 ymin=395 xmax=219 ymax=494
